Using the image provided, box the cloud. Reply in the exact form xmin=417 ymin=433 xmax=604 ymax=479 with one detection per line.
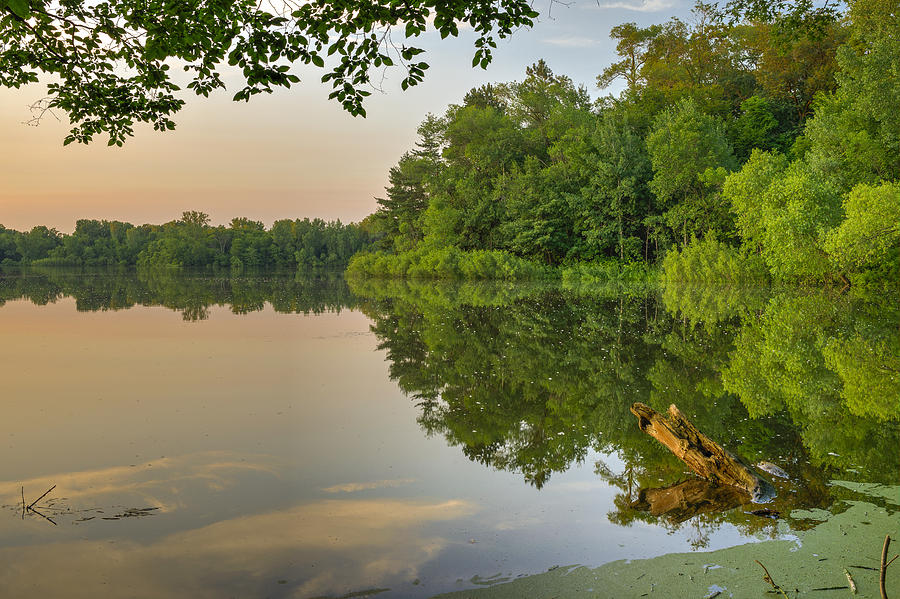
xmin=0 ymin=498 xmax=478 ymax=599
xmin=589 ymin=0 xmax=676 ymax=12
xmin=0 ymin=451 xmax=280 ymax=518
xmin=321 ymin=478 xmax=416 ymax=493
xmin=542 ymin=36 xmax=602 ymax=48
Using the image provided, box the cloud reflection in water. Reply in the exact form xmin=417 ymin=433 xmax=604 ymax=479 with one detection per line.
xmin=0 ymin=453 xmax=476 ymax=598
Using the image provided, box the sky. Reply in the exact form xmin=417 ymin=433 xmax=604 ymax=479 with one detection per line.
xmin=0 ymin=0 xmax=693 ymax=233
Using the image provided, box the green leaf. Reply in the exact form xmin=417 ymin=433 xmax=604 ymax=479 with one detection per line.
xmin=310 ymin=54 xmax=324 ymax=68
xmin=5 ymin=0 xmax=31 ymax=18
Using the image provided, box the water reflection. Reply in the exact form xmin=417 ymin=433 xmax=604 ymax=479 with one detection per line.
xmin=1 ymin=492 xmax=475 ymax=598
xmin=1 ymin=268 xmax=897 ymax=596
xmin=0 ymin=267 xmax=357 ymax=318
xmin=0 ymin=451 xmax=278 ymax=526
xmin=349 ymin=276 xmax=900 ymax=545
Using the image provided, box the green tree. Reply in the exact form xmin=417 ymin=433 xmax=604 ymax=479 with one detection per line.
xmin=801 ymin=0 xmax=900 ymax=192
xmin=748 ymin=20 xmax=845 ymax=125
xmin=646 ymin=98 xmax=736 ymax=245
xmin=597 ymin=23 xmax=662 ymax=96
xmin=15 ymin=225 xmax=61 ymax=262
xmin=728 ymin=95 xmax=780 ymax=161
xmin=568 ymin=107 xmax=652 ymax=261
xmin=824 ymin=182 xmax=900 ymax=280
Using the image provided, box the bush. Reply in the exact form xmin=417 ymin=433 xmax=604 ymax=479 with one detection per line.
xmin=346 ymin=247 xmax=552 ymax=281
xmin=661 ymin=236 xmax=768 ymax=286
xmin=561 ymin=259 xmax=659 ymax=296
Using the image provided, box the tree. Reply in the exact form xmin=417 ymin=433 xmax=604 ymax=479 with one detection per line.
xmin=571 ymin=107 xmax=652 ymax=261
xmin=800 ymin=0 xmax=900 ymax=192
xmin=373 ymin=115 xmax=445 ymax=251
xmin=15 ymin=225 xmax=60 ymax=261
xmin=1 ymin=0 xmax=538 ymax=145
xmin=725 ymin=155 xmax=841 ymax=281
xmin=824 ymin=182 xmax=900 ymax=279
xmin=727 ymin=95 xmax=780 ymax=161
xmin=597 ymin=23 xmax=662 ymax=96
xmin=747 ymin=20 xmax=845 ymax=125
xmin=646 ymin=98 xmax=736 ymax=245
xmin=497 ymin=59 xmax=591 ymax=133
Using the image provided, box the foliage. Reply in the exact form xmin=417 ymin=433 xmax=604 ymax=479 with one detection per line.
xmin=0 ymin=212 xmax=374 ymax=270
xmin=359 ymin=0 xmax=876 ymax=282
xmin=1 ymin=0 xmax=537 ymax=144
xmin=661 ymin=235 xmax=768 ymax=286
xmin=800 ymin=0 xmax=900 ymax=191
xmin=824 ymin=182 xmax=900 ymax=280
xmin=345 ymin=247 xmax=552 ymax=281
xmin=351 ymin=0 xmax=899 ymax=288
xmin=646 ymin=98 xmax=737 ymax=244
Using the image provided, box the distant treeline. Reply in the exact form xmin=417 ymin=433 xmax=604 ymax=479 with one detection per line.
xmin=354 ymin=0 xmax=899 ymax=285
xmin=0 ymin=212 xmax=375 ymax=270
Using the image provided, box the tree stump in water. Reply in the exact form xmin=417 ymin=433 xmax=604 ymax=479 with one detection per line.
xmin=630 ymin=402 xmax=775 ymax=502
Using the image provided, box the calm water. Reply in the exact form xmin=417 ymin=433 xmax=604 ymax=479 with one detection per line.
xmin=0 ymin=269 xmax=897 ymax=598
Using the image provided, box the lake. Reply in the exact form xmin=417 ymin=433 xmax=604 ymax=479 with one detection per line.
xmin=0 ymin=269 xmax=897 ymax=598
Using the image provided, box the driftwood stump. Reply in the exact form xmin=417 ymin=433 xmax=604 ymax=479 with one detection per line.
xmin=630 ymin=402 xmax=775 ymax=502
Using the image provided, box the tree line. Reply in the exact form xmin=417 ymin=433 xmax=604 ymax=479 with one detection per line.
xmin=354 ymin=0 xmax=899 ymax=286
xmin=0 ymin=212 xmax=375 ymax=270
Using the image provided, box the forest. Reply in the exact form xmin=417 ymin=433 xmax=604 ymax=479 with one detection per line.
xmin=350 ymin=0 xmax=899 ymax=287
xmin=0 ymin=212 xmax=373 ymax=270
xmin=3 ymin=0 xmax=897 ymax=285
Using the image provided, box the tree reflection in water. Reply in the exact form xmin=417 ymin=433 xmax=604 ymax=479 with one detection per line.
xmin=2 ymin=268 xmax=896 ymax=544
xmin=351 ymin=277 xmax=900 ymax=544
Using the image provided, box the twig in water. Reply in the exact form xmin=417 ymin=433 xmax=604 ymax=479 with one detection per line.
xmin=27 ymin=506 xmax=57 ymax=526
xmin=881 ymin=535 xmax=892 ymax=599
xmin=27 ymin=484 xmax=56 ymax=510
xmin=844 ymin=568 xmax=857 ymax=594
xmin=21 ymin=486 xmax=25 ymax=520
xmin=755 ymin=560 xmax=789 ymax=598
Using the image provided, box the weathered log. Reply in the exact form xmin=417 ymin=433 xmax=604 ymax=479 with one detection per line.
xmin=630 ymin=402 xmax=775 ymax=502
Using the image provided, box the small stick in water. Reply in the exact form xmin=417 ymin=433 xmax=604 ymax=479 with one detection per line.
xmin=755 ymin=560 xmax=789 ymax=598
xmin=882 ymin=535 xmax=892 ymax=599
xmin=844 ymin=568 xmax=857 ymax=594
xmin=28 ymin=506 xmax=57 ymax=526
xmin=27 ymin=484 xmax=56 ymax=510
xmin=21 ymin=486 xmax=25 ymax=520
